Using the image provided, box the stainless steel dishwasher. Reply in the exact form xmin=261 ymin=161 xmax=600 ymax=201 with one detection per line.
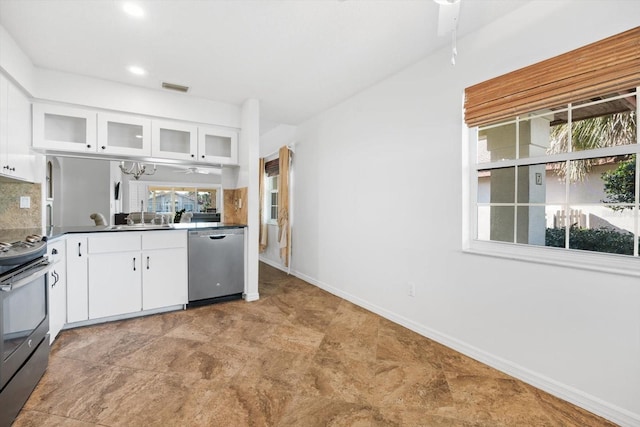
xmin=188 ymin=228 xmax=244 ymax=305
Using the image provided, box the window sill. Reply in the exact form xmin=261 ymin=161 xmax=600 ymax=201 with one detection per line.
xmin=464 ymin=240 xmax=640 ymax=278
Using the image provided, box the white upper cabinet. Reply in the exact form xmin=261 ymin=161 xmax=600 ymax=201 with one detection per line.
xmin=198 ymin=126 xmax=238 ymax=165
xmin=97 ymin=112 xmax=151 ymax=157
xmin=1 ymin=74 xmax=37 ymax=181
xmin=151 ymin=120 xmax=198 ymax=161
xmin=33 ymin=102 xmax=238 ymax=165
xmin=33 ymin=104 xmax=97 ymax=153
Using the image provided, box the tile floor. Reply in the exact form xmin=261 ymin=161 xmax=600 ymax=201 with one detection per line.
xmin=14 ymin=263 xmax=615 ymax=426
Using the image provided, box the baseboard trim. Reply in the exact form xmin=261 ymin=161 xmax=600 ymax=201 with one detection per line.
xmin=291 ymin=269 xmax=640 ymax=427
xmin=243 ymin=292 xmax=260 ymax=302
xmin=259 ymin=256 xmax=289 ymax=273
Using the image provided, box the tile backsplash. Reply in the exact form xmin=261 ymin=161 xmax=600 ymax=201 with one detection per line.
xmin=0 ymin=182 xmax=42 ymax=229
xmin=223 ymin=187 xmax=247 ymax=224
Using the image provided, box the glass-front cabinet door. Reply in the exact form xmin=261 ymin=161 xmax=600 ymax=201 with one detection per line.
xmin=32 ymin=104 xmax=97 ymax=153
xmin=151 ymin=120 xmax=198 ymax=161
xmin=197 ymin=126 xmax=238 ymax=165
xmin=97 ymin=113 xmax=151 ymax=157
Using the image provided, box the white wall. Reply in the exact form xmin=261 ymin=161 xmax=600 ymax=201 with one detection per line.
xmin=290 ymin=1 xmax=640 ymax=425
xmin=260 ymin=124 xmax=296 ymax=158
xmin=0 ymin=25 xmax=35 ymax=93
xmin=56 ymin=157 xmax=110 ymax=227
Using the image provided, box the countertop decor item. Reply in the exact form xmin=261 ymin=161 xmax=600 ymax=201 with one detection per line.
xmin=174 ymin=209 xmax=185 ymax=223
xmin=90 ymin=213 xmax=106 ymax=226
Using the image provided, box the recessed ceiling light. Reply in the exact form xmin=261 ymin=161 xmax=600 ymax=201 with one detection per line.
xmin=122 ymin=2 xmax=144 ymax=18
xmin=128 ymin=66 xmax=147 ymax=76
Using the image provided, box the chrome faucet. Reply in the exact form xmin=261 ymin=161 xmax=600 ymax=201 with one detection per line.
xmin=140 ymin=200 xmax=144 ymax=225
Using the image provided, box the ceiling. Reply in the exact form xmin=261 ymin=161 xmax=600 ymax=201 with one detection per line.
xmin=0 ymin=0 xmax=529 ymax=131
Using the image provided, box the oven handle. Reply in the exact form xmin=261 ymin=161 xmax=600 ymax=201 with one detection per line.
xmin=0 ymin=261 xmax=51 ymax=292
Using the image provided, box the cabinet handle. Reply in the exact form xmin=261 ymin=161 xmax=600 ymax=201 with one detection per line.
xmin=87 ymin=144 xmax=92 ymax=148
xmin=78 ymin=242 xmax=82 ymax=257
xmin=101 ymin=146 xmax=106 ymax=150
xmin=146 ymin=256 xmax=150 ymax=270
xmin=133 ymin=257 xmax=136 ymax=271
xmin=51 ymin=248 xmax=58 ymax=255
xmin=201 ymin=155 xmax=205 ymax=159
xmin=51 ymin=270 xmax=59 ymax=287
xmin=191 ymin=154 xmax=195 ymax=158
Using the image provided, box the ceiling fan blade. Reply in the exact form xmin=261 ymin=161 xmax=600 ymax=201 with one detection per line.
xmin=437 ymin=1 xmax=460 ymax=37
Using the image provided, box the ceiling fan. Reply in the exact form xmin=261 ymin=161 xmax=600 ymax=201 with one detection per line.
xmin=173 ymin=166 xmax=221 ymax=175
xmin=434 ymin=0 xmax=461 ymax=64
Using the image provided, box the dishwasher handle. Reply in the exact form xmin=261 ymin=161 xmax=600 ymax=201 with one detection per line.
xmin=208 ymin=235 xmax=227 ymax=240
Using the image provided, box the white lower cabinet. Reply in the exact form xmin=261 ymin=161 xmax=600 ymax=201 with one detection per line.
xmin=65 ymin=235 xmax=88 ymax=323
xmin=47 ymin=240 xmax=67 ymax=343
xmin=142 ymin=231 xmax=188 ymax=310
xmin=88 ymin=251 xmax=142 ymax=319
xmin=64 ymin=231 xmax=187 ymax=326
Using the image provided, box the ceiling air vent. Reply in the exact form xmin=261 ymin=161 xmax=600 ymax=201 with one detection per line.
xmin=161 ymin=82 xmax=189 ymax=93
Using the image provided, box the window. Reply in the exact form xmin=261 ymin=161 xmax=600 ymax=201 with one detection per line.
xmin=268 ymin=175 xmax=278 ymax=223
xmin=146 ymin=185 xmax=219 ymax=214
xmin=473 ymin=89 xmax=638 ymax=257
xmin=465 ymin=27 xmax=640 ymax=274
xmin=264 ymin=157 xmax=279 ymax=224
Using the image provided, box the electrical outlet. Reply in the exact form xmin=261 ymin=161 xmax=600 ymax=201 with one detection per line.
xmin=408 ymin=282 xmax=416 ymax=297
xmin=19 ymin=196 xmax=30 ymax=209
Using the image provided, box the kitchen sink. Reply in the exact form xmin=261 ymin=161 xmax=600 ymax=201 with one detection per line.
xmin=106 ymin=224 xmax=173 ymax=231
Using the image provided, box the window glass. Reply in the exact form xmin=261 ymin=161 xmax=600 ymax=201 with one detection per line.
xmin=566 ymin=205 xmax=636 ymax=255
xmin=147 ymin=185 xmax=219 ymax=214
xmin=483 ymin=206 xmax=514 ymax=243
xmin=518 ymin=109 xmax=559 ymax=159
xmin=571 ymin=94 xmax=637 ymax=152
xmin=516 ymin=205 xmax=547 ymax=246
xmin=477 ymin=120 xmax=517 ymax=163
xmin=477 ymin=167 xmax=515 ymax=203
xmin=535 ymin=162 xmax=566 ymax=204
xmin=568 ymin=155 xmax=635 ymax=204
xmin=268 ymin=176 xmax=278 ymax=222
xmin=472 ymin=87 xmax=639 ymax=258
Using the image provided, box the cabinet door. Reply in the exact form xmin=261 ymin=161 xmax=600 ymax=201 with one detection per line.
xmin=97 ymin=113 xmax=151 ymax=156
xmin=0 ymin=74 xmax=8 ymax=172
xmin=5 ymin=78 xmax=35 ymax=181
xmin=151 ymin=120 xmax=198 ymax=161
xmin=88 ymin=251 xmax=142 ymax=319
xmin=197 ymin=126 xmax=238 ymax=165
xmin=142 ymin=247 xmax=187 ymax=310
xmin=32 ymin=104 xmax=97 ymax=153
xmin=47 ymin=240 xmax=67 ymax=343
xmin=66 ymin=235 xmax=89 ymax=323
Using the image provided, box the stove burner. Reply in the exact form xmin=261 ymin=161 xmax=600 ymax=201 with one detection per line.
xmin=0 ymin=235 xmax=47 ymax=268
xmin=26 ymin=234 xmax=43 ymax=243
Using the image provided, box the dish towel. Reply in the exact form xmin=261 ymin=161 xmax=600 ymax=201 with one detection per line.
xmin=260 ymin=223 xmax=268 ymax=247
xmin=279 ymin=219 xmax=288 ymax=249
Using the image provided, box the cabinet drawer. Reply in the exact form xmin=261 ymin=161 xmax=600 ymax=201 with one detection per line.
xmin=88 ymin=233 xmax=141 ymax=253
xmin=142 ymin=230 xmax=187 ymax=250
xmin=47 ymin=239 xmax=65 ymax=264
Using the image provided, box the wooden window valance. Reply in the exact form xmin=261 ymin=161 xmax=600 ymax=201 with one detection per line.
xmin=464 ymin=26 xmax=640 ymax=127
xmin=265 ymin=158 xmax=279 ymax=177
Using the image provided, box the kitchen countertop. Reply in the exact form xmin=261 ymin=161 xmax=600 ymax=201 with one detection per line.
xmin=0 ymin=223 xmax=247 ymax=242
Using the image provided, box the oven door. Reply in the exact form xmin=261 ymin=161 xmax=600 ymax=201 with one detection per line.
xmin=0 ymin=258 xmax=50 ymax=390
